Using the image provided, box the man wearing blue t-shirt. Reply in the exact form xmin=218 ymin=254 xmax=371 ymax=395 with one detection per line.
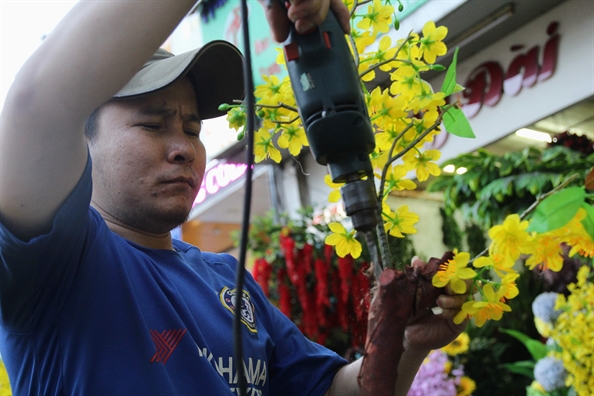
xmin=0 ymin=0 xmax=468 ymax=394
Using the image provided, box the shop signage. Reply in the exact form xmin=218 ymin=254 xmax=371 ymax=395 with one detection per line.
xmin=193 ymin=162 xmax=247 ymax=206
xmin=460 ymin=22 xmax=560 ymax=119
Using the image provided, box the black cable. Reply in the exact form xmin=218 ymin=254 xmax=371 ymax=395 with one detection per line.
xmin=234 ymin=0 xmax=255 ymax=394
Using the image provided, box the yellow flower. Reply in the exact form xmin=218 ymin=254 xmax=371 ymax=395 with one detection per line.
xmin=368 ymin=87 xmax=407 ymax=130
xmin=356 ymin=0 xmax=394 ymax=35
xmin=474 ymin=250 xmax=515 ymax=278
xmin=410 ymin=81 xmax=446 ymax=113
xmin=352 ymin=29 xmax=377 ymax=54
xmin=456 ymin=376 xmax=476 ymax=396
xmin=324 ymin=174 xmax=344 ymax=203
xmin=325 ymin=222 xmax=362 ymax=258
xmin=402 ymin=149 xmax=442 ymax=182
xmin=226 ymin=106 xmax=246 ymax=131
xmin=381 ymin=164 xmax=417 ymax=197
xmin=498 ymin=272 xmax=520 ymax=300
xmin=0 ymin=360 xmax=11 ymax=396
xmin=549 ymin=265 xmax=593 ymax=395
xmin=419 ymin=21 xmax=448 ymax=64
xmin=458 ymin=283 xmax=512 ymax=327
xmin=277 ymin=124 xmax=308 ymax=156
xmin=382 ymin=203 xmax=419 ymax=238
xmin=389 ymin=62 xmax=423 ymax=100
xmin=488 ymin=214 xmax=533 ymax=262
xmin=373 ymin=36 xmax=399 ymax=72
xmin=432 ymin=251 xmax=476 ymax=294
xmin=254 ymin=128 xmax=281 ymax=163
xmin=254 ymin=75 xmax=291 ymax=102
xmin=442 ymin=332 xmax=470 ymax=356
xmin=524 ymin=233 xmax=565 ymax=271
xmin=275 ymin=47 xmax=286 ymax=66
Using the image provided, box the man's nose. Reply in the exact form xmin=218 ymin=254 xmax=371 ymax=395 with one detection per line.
xmin=166 ymin=128 xmax=196 ymax=163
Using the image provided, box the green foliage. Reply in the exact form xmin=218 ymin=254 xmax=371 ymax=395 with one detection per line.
xmin=439 ymin=207 xmax=463 ymax=251
xmin=427 ymin=146 xmax=594 ymax=229
xmin=528 ymin=187 xmax=586 ymax=233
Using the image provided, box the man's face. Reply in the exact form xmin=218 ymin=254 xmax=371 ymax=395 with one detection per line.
xmin=89 ymin=78 xmax=205 ymax=234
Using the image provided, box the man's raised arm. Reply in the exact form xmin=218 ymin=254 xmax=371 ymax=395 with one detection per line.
xmin=0 ymin=0 xmax=196 ymax=241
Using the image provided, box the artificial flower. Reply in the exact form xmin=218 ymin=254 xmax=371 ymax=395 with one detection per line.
xmin=457 ymin=283 xmax=511 ymax=327
xmin=488 ymin=214 xmax=533 ymax=262
xmin=324 ymin=174 xmax=343 ymax=203
xmin=402 ymin=149 xmax=441 ymax=181
xmin=325 ymin=222 xmax=362 ymax=259
xmin=356 ymin=0 xmax=394 ymax=35
xmin=419 ymin=21 xmax=448 ymax=64
xmin=277 ymin=123 xmax=308 ymax=156
xmin=432 ymin=251 xmax=476 ymax=294
xmin=382 ymin=203 xmax=419 ymax=238
xmin=441 ymin=332 xmax=470 ymax=356
xmin=254 ymin=128 xmax=281 ymax=163
xmin=524 ymin=233 xmax=565 ymax=271
xmin=456 ymin=376 xmax=476 ymax=396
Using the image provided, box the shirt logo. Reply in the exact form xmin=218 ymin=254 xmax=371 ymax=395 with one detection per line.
xmin=219 ymin=286 xmax=257 ymax=333
xmin=149 ymin=328 xmax=187 ymax=364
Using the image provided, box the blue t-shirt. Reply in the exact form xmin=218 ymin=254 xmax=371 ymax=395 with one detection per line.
xmin=0 ymin=159 xmax=346 ymax=395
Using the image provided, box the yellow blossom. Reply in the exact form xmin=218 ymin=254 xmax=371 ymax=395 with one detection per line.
xmin=372 ymin=36 xmax=399 ymax=72
xmin=457 ymin=376 xmax=476 ymax=396
xmin=356 ymin=0 xmax=394 ymax=35
xmin=380 ymin=165 xmax=417 ymax=199
xmin=254 ymin=75 xmax=291 ymax=102
xmin=254 ymin=128 xmax=281 ymax=163
xmin=403 ymin=149 xmax=441 ymax=181
xmin=277 ymin=124 xmax=308 ymax=156
xmin=524 ymin=233 xmax=565 ymax=272
xmin=474 ymin=250 xmax=515 ymax=278
xmin=550 ymin=265 xmax=593 ymax=395
xmin=419 ymin=21 xmax=448 ymax=64
xmin=432 ymin=251 xmax=476 ymax=294
xmin=389 ymin=62 xmax=423 ymax=100
xmin=442 ymin=332 xmax=470 ymax=356
xmin=324 ymin=174 xmax=343 ymax=203
xmin=382 ymin=203 xmax=419 ymax=238
xmin=456 ymin=283 xmax=511 ymax=327
xmin=325 ymin=222 xmax=362 ymax=258
xmin=368 ymin=87 xmax=407 ymax=130
xmin=488 ymin=214 xmax=533 ymax=262
xmin=226 ymin=106 xmax=246 ymax=131
xmin=498 ymin=272 xmax=520 ymax=300
xmin=351 ymin=29 xmax=377 ymax=54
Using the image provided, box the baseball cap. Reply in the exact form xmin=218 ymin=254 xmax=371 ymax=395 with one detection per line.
xmin=114 ymin=40 xmax=244 ymax=120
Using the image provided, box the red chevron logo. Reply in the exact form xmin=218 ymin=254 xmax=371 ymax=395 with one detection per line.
xmin=149 ymin=329 xmax=187 ymax=365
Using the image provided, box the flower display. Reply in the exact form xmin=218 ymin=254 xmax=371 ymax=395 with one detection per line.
xmin=533 ymin=356 xmax=567 ymax=392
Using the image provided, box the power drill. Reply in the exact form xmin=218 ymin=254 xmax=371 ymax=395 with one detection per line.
xmin=281 ymin=7 xmax=379 ymax=233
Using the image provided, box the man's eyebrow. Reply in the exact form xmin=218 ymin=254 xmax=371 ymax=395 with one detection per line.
xmin=136 ymin=105 xmax=201 ymax=123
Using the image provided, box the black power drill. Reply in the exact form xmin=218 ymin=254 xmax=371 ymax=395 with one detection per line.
xmin=281 ymin=7 xmax=379 ymax=233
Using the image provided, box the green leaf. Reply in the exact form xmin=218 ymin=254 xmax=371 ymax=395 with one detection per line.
xmin=501 ymin=361 xmax=535 ymax=379
xmin=528 ymin=187 xmax=586 ymax=233
xmin=499 ymin=328 xmax=547 ymax=361
xmin=443 ymin=107 xmax=476 ymax=138
xmin=441 ymin=47 xmax=459 ymax=96
xmin=581 ymin=202 xmax=594 ymax=240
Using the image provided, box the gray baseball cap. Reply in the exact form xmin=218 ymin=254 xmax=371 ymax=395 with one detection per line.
xmin=114 ymin=40 xmax=244 ymax=120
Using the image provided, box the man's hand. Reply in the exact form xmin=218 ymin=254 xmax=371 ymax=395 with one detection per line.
xmin=262 ymin=0 xmax=351 ymax=42
xmin=404 ymin=257 xmax=470 ymax=352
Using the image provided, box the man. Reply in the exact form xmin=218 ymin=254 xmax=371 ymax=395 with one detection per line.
xmin=0 ymin=0 xmax=468 ymax=394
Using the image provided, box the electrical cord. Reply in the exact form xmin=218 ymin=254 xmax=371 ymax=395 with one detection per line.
xmin=233 ymin=0 xmax=255 ymax=394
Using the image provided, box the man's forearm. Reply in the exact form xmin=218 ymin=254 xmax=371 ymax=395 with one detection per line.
xmin=325 ymin=347 xmax=429 ymax=396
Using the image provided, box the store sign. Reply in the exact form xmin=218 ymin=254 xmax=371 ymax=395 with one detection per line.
xmin=459 ymin=22 xmax=560 ymax=119
xmin=193 ymin=163 xmax=247 ymax=206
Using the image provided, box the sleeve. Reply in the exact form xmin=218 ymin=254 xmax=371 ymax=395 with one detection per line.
xmin=0 ymin=157 xmax=94 ymax=332
xmin=213 ymin=253 xmax=348 ymax=395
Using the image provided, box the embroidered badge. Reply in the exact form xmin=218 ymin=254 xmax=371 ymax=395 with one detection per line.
xmin=219 ymin=286 xmax=257 ymax=333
